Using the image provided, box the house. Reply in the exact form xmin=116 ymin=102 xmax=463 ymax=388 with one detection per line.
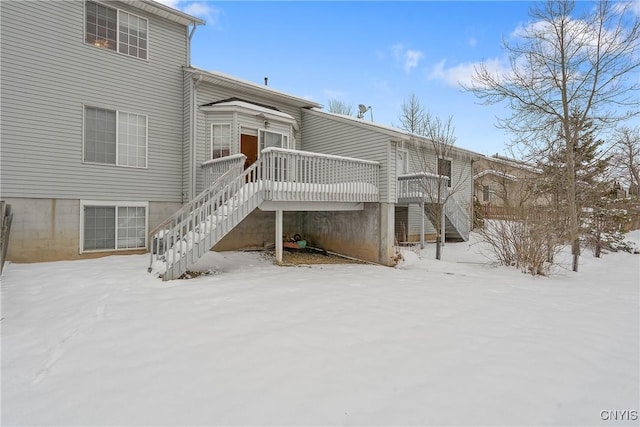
xmin=473 ymin=154 xmax=542 ymax=217
xmin=1 ymin=0 xmax=474 ymax=280
xmin=1 ymin=0 xmax=204 ymax=264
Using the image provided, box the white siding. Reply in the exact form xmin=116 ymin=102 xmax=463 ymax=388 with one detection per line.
xmin=301 ymin=110 xmax=393 ymax=202
xmin=193 ymin=82 xmax=305 ymax=193
xmin=1 ymin=1 xmax=188 ymax=202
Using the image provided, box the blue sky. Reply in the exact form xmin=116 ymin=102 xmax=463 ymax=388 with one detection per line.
xmin=158 ymin=1 xmax=639 ymax=156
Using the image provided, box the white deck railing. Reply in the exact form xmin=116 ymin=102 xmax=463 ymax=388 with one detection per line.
xmin=150 ymin=148 xmax=380 ymax=280
xmin=261 ymin=147 xmax=379 ymax=202
xmin=202 ymin=153 xmax=246 ymax=189
xmin=397 ymin=172 xmax=448 ymax=203
xmin=397 ymin=172 xmax=469 ymax=240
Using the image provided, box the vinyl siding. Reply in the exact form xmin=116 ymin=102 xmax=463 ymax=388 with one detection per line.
xmin=0 ymin=1 xmax=187 ymax=202
xmin=403 ymin=142 xmax=473 ymax=236
xmin=193 ymin=81 xmax=305 ymax=193
xmin=300 ymin=110 xmax=393 ymax=202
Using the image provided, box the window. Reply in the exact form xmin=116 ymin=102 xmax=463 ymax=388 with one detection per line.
xmin=483 ymin=185 xmax=491 ymax=202
xmin=84 ymin=106 xmax=147 ymax=168
xmin=438 ymin=158 xmax=452 ymax=187
xmin=397 ymin=149 xmax=409 ymax=176
xmin=259 ymin=130 xmax=288 ymax=151
xmin=81 ymin=202 xmax=147 ymax=252
xmin=211 ymin=124 xmax=231 ymax=158
xmin=85 ymin=1 xmax=148 ymax=59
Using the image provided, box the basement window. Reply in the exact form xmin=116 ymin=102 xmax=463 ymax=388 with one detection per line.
xmin=81 ymin=201 xmax=148 ymax=252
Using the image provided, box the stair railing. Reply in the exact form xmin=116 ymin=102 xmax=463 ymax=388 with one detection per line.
xmin=150 ymin=157 xmax=264 ymax=280
xmin=444 ymin=192 xmax=470 ymax=240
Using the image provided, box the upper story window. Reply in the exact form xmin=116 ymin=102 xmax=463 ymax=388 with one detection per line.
xmin=84 ymin=106 xmax=148 ymax=168
xmin=211 ymin=124 xmax=231 ymax=159
xmin=85 ymin=1 xmax=148 ymax=60
xmin=438 ymin=158 xmax=452 ymax=188
xmin=397 ymin=149 xmax=409 ymax=176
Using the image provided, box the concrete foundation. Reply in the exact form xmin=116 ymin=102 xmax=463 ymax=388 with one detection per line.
xmin=212 ymin=209 xmax=303 ymax=251
xmin=4 ymin=198 xmax=181 ymax=263
xmin=302 ymin=203 xmax=395 ymax=266
xmin=4 ymin=198 xmax=395 ymax=267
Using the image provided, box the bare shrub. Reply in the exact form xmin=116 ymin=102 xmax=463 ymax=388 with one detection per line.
xmin=478 ymin=210 xmax=563 ymax=276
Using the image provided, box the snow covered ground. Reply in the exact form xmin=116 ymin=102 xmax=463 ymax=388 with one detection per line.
xmin=2 ymin=232 xmax=638 ymax=426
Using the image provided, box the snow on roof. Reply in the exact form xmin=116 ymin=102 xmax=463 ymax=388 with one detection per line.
xmin=188 ymin=67 xmax=321 ymax=109
xmin=473 ymin=169 xmax=518 ymax=181
xmin=200 ymin=100 xmax=296 ymax=122
xmin=121 ymin=0 xmax=205 ymax=26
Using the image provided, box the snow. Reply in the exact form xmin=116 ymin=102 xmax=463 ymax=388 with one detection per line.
xmin=2 ymin=231 xmax=639 ymax=426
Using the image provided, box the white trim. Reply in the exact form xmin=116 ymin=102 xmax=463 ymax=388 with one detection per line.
xmin=186 ymin=67 xmax=321 ymax=109
xmin=82 ymin=104 xmax=148 ymax=169
xmin=209 ymin=122 xmax=232 ymax=159
xmin=79 ymin=200 xmax=149 ymax=254
xmin=84 ymin=1 xmax=150 ymax=62
xmin=473 ymin=169 xmax=518 ymax=181
xmin=259 ymin=129 xmax=289 ymax=153
xmin=200 ymin=101 xmax=297 ymax=124
xmin=397 ymin=148 xmax=409 ymax=176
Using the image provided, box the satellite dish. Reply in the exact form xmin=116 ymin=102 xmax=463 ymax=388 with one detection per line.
xmin=358 ymin=104 xmax=368 ymax=114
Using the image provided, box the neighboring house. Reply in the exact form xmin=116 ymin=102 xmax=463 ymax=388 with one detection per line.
xmin=473 ymin=154 xmax=541 ymax=213
xmin=1 ymin=0 xmax=474 ymax=280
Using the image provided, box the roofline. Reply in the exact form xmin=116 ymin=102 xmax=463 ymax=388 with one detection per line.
xmin=473 ymin=170 xmax=517 ymax=181
xmin=306 ymin=108 xmax=481 ymax=158
xmin=119 ymin=0 xmax=206 ymax=26
xmin=475 ymin=153 xmax=540 ymax=173
xmin=186 ymin=67 xmax=322 ymax=109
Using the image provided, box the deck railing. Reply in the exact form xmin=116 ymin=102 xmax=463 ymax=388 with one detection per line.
xmin=397 ymin=172 xmax=448 ymax=203
xmin=149 ymin=148 xmax=381 ymax=280
xmin=201 ymin=154 xmax=246 ymax=189
xmin=261 ymin=147 xmax=379 ymax=202
xmin=397 ymin=172 xmax=469 ymax=240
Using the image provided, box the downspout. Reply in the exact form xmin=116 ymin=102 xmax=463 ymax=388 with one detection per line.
xmin=190 ymin=74 xmax=202 ymax=200
xmin=186 ymin=22 xmax=200 ymax=201
xmin=186 ymin=22 xmax=200 ymax=67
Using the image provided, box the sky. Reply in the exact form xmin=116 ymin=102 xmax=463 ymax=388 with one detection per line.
xmin=158 ymin=0 xmax=639 ymax=156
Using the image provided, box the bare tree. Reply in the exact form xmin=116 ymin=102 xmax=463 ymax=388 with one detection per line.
xmin=398 ymin=97 xmax=469 ymax=260
xmin=612 ymin=126 xmax=640 ymax=196
xmin=398 ymin=93 xmax=426 ymax=135
xmin=327 ymin=99 xmax=354 ymax=116
xmin=465 ymin=0 xmax=640 ymax=272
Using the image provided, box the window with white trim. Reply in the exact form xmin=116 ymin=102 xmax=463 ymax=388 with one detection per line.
xmin=438 ymin=158 xmax=452 ymax=188
xmin=397 ymin=149 xmax=409 ymax=176
xmin=84 ymin=106 xmax=147 ymax=168
xmin=211 ymin=124 xmax=231 ymax=158
xmin=259 ymin=130 xmax=288 ymax=151
xmin=85 ymin=1 xmax=148 ymax=59
xmin=81 ymin=202 xmax=147 ymax=252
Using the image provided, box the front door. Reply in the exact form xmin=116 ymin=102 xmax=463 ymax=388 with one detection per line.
xmin=240 ymin=134 xmax=258 ymax=169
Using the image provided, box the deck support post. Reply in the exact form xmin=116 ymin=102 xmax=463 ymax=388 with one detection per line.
xmin=275 ymin=209 xmax=283 ymax=264
xmin=441 ymin=203 xmax=446 ymax=247
xmin=420 ymin=202 xmax=425 ymax=249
